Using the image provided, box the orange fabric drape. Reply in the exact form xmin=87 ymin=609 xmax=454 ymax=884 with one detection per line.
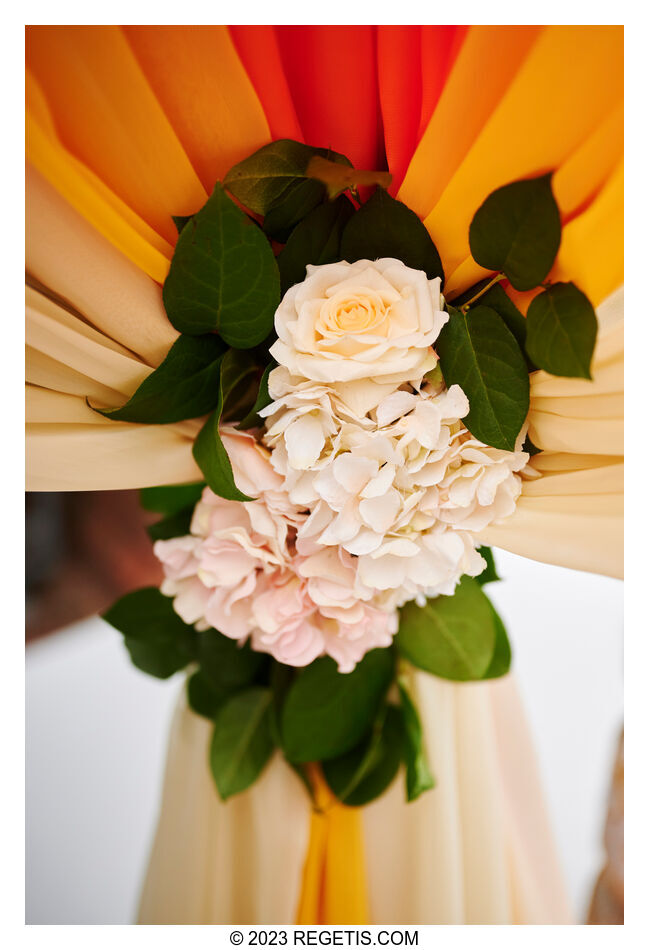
xmin=123 ymin=26 xmax=272 ymax=193
xmin=377 ymin=26 xmax=468 ymax=193
xmin=273 ymin=26 xmax=383 ymax=170
xmin=295 ymin=767 xmax=369 ymax=925
xmin=229 ymin=26 xmax=304 ymax=143
xmin=25 ymin=25 xmax=207 ymax=245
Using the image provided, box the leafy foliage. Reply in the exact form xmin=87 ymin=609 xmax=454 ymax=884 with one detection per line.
xmin=140 ymin=482 xmax=205 ymax=516
xmin=397 ymin=679 xmax=435 ymax=801
xmin=209 ymin=688 xmax=275 ymax=800
xmin=192 ymin=356 xmax=255 ymax=502
xmin=224 ymin=139 xmax=351 ymax=215
xmin=236 ymin=362 xmax=275 ymax=430
xmin=525 ymin=282 xmax=597 ymax=379
xmin=396 ymin=577 xmax=497 ymax=681
xmin=481 ymin=604 xmax=513 ymax=679
xmin=322 ymin=705 xmax=404 ymax=806
xmin=281 ymin=649 xmax=394 ymax=763
xmin=277 ymin=195 xmax=355 ymax=294
xmin=163 ymin=184 xmax=280 ymax=346
xmin=92 ymin=334 xmax=226 ymax=424
xmin=476 ymin=546 xmax=501 ymax=585
xmin=436 ymin=305 xmax=530 ymax=451
xmin=469 ymin=174 xmax=561 ymax=291
xmin=341 ymin=187 xmax=444 ymax=283
xmin=103 ymin=588 xmax=197 ymax=679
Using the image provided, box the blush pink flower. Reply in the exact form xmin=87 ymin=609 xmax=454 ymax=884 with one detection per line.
xmin=154 ymin=427 xmax=398 ymax=672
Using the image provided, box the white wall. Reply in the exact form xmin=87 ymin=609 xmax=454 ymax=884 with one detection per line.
xmin=25 ymin=550 xmax=623 ymax=924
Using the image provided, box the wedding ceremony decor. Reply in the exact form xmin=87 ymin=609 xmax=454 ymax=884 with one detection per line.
xmin=26 ymin=25 xmax=623 ymax=925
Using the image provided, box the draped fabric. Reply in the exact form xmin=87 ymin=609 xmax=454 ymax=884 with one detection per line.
xmin=25 ymin=25 xmax=623 ymax=925
xmin=139 ymin=674 xmax=571 ymax=925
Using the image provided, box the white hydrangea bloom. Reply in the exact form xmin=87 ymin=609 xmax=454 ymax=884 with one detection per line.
xmin=262 ymin=377 xmax=528 ymax=609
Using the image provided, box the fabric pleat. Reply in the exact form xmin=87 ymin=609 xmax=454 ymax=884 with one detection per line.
xmin=377 ymin=26 xmax=468 ymax=194
xmin=25 ymin=26 xmax=207 ymax=245
xmin=272 ymin=26 xmax=383 ymax=170
xmin=123 ymin=27 xmax=271 ymax=193
xmin=137 ymin=673 xmax=571 ymax=925
xmin=477 ymin=288 xmax=623 ymax=578
xmin=228 ymin=26 xmax=304 ymax=143
xmin=138 ymin=696 xmax=311 ymax=924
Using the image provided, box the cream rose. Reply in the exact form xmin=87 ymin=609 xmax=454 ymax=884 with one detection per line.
xmin=269 ymin=259 xmax=448 ymax=415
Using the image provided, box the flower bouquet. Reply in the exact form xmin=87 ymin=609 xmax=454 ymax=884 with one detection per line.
xmin=98 ymin=140 xmax=598 ymax=807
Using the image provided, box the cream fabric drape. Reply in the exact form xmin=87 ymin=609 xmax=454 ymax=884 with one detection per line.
xmin=478 ymin=288 xmax=623 ymax=578
xmin=138 ymin=673 xmax=571 ymax=924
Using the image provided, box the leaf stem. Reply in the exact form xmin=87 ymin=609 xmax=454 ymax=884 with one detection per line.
xmin=459 ymin=273 xmax=506 ymax=313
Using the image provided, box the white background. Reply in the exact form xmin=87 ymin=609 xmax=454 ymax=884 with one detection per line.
xmin=25 ymin=550 xmax=623 ymax=925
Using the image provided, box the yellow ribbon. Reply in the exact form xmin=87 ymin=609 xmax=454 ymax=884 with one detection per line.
xmin=295 ymin=765 xmax=370 ymax=925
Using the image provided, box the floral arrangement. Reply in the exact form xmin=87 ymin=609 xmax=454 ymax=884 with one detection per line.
xmin=101 ymin=140 xmax=598 ymax=805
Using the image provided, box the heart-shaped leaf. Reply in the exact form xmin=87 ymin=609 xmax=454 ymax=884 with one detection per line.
xmin=163 ymin=184 xmax=280 ymax=347
xmin=525 ymin=281 xmax=597 ymax=379
xmin=396 ymin=577 xmax=497 ymax=681
xmin=469 ymin=174 xmax=561 ymax=291
xmin=341 ymin=187 xmax=444 ymax=283
xmin=436 ymin=305 xmax=530 ymax=451
xmin=281 ymin=648 xmax=394 ymax=763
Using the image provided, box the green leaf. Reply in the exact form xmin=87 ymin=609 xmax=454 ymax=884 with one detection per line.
xmin=236 ymin=362 xmax=275 ymax=430
xmin=340 ymin=187 xmax=444 ymax=283
xmin=197 ymin=630 xmax=266 ymax=693
xmin=436 ymin=305 xmax=530 ymax=451
xmin=162 ymin=183 xmax=280 ymax=347
xmin=224 ymin=139 xmax=351 ymax=216
xmin=140 ymin=482 xmax=205 ymax=516
xmin=469 ymin=173 xmax=561 ymax=292
xmin=396 ymin=577 xmax=497 ymax=682
xmin=475 ymin=546 xmax=500 ymax=585
xmin=172 ymin=214 xmax=193 ymax=234
xmin=523 ymin=434 xmax=541 ymax=456
xmin=92 ymin=334 xmax=226 ymax=424
xmin=323 ymin=705 xmax=404 ymax=807
xmin=277 ymin=195 xmax=355 ymax=295
xmin=103 ymin=587 xmax=197 ymax=679
xmin=478 ymin=283 xmax=528 ymax=351
xmin=525 ymin=282 xmax=597 ymax=379
xmin=262 ymin=178 xmax=327 ymax=243
xmin=397 ymin=679 xmax=435 ymax=801
xmin=187 ymin=669 xmax=229 ymax=720
xmin=281 ymin=648 xmax=394 ymax=763
xmin=209 ymin=687 xmax=275 ymax=800
xmin=219 ymin=348 xmax=260 ymax=422
xmin=481 ymin=603 xmax=512 ymax=680
xmin=146 ymin=507 xmax=194 ymax=542
xmin=192 ymin=367 xmax=254 ymax=502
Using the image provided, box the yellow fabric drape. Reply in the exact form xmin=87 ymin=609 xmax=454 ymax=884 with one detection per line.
xmin=26 ymin=73 xmax=173 ymax=285
xmin=399 ymin=25 xmax=623 ymax=298
xmin=295 ymin=766 xmax=369 ymax=925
